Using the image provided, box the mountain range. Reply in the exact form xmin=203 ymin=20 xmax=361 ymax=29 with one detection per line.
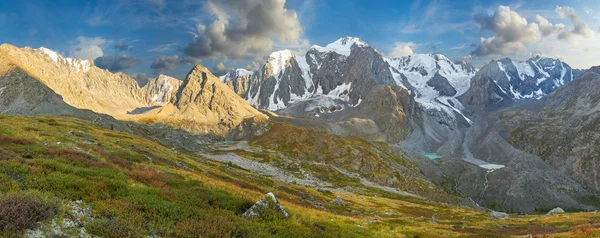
xmin=1 ymin=36 xmax=599 ymax=233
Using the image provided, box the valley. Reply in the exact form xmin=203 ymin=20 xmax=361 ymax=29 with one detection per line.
xmin=1 ymin=35 xmax=600 ymax=237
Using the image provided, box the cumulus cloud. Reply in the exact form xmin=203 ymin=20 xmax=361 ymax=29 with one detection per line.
xmin=183 ymin=0 xmax=303 ymax=61
xmin=129 ymin=73 xmax=152 ymax=87
xmin=212 ymin=62 xmax=227 ymax=75
xmin=70 ymin=37 xmax=108 ymax=60
xmin=555 ymin=6 xmax=595 ymax=42
xmin=471 ymin=6 xmax=541 ymax=57
xmin=472 ymin=5 xmax=596 ymax=57
xmin=150 ymin=55 xmax=179 ymax=75
xmin=535 ymin=15 xmax=558 ymax=37
xmin=115 ymin=40 xmax=130 ymax=51
xmin=387 ymin=42 xmax=416 ymax=58
xmin=94 ymin=55 xmax=140 ymax=72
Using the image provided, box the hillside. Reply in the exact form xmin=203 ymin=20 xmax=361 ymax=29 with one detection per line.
xmin=0 ymin=114 xmax=598 ymax=237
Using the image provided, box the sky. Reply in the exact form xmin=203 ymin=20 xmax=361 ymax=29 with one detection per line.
xmin=1 ymin=0 xmax=599 ymax=85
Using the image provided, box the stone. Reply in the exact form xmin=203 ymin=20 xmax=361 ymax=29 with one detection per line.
xmin=242 ymin=192 xmax=289 ymax=219
xmin=331 ymin=196 xmax=345 ymax=206
xmin=546 ymin=207 xmax=565 ymax=216
xmin=176 ymin=162 xmax=185 ymax=168
xmin=489 ymin=211 xmax=509 ymax=220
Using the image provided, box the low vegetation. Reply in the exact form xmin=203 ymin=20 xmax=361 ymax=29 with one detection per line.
xmin=0 ymin=115 xmax=598 ymax=237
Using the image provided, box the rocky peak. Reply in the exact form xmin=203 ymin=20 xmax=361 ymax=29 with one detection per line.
xmin=172 ymin=63 xmax=266 ymax=130
xmin=142 ymin=74 xmax=182 ymax=105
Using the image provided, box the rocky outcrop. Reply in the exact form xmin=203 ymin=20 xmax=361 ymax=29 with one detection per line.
xmin=427 ymin=73 xmax=457 ymax=97
xmin=330 ymin=196 xmax=345 ymax=206
xmin=489 ymin=211 xmax=509 ymax=220
xmin=241 ymin=193 xmax=289 ymax=219
xmin=546 ymin=207 xmax=565 ymax=216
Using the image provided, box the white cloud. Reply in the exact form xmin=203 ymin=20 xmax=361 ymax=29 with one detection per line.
xmin=555 ymin=6 xmax=595 ymax=42
xmin=70 ymin=37 xmax=108 ymax=60
xmin=387 ymin=42 xmax=417 ymax=58
xmin=183 ymin=0 xmax=304 ymax=61
xmin=472 ymin=5 xmax=541 ymax=57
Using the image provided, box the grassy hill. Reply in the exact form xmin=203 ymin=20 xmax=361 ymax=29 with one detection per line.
xmin=0 ymin=114 xmax=598 ymax=237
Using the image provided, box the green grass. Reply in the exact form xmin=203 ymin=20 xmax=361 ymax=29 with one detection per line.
xmin=0 ymin=115 xmax=598 ymax=237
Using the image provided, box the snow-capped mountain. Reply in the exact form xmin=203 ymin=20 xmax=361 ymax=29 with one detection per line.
xmin=387 ymin=54 xmax=477 ymax=124
xmin=221 ymin=36 xmax=476 ymax=126
xmin=462 ymin=56 xmax=584 ymax=111
xmin=222 ymin=37 xmax=396 ymax=111
xmin=490 ymin=57 xmax=581 ymax=100
xmin=35 ymin=47 xmax=93 ymax=73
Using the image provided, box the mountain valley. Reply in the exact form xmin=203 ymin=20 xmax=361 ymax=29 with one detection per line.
xmin=1 ymin=36 xmax=600 ymax=237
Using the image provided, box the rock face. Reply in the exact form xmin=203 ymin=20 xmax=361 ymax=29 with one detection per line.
xmin=546 ymin=207 xmax=565 ymax=215
xmin=427 ymin=73 xmax=457 ymax=97
xmin=462 ymin=57 xmax=583 ymax=110
xmin=219 ymin=68 xmax=260 ymax=101
xmin=242 ymin=193 xmax=289 ymax=219
xmin=489 ymin=211 xmax=509 ymax=220
xmin=142 ymin=74 xmax=182 ymax=105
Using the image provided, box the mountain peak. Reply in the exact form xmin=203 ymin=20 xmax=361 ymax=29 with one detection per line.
xmin=311 ymin=36 xmax=368 ymax=56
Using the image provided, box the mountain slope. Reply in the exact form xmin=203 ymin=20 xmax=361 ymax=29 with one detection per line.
xmin=502 ymin=66 xmax=600 ymax=192
xmin=1 ymin=114 xmax=598 ymax=237
xmin=0 ymin=43 xmax=266 ymax=136
xmin=0 ymin=44 xmax=148 ymax=115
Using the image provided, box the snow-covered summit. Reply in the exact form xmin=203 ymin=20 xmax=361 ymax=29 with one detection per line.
xmin=36 ymin=47 xmax=92 ymax=73
xmin=311 ymin=36 xmax=368 ymax=56
xmin=492 ymin=56 xmax=581 ymax=100
xmin=267 ymin=49 xmax=295 ymax=77
xmin=220 ymin=68 xmax=254 ymax=83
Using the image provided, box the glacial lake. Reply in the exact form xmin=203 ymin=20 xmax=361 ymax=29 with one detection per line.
xmin=422 ymin=153 xmax=442 ymax=160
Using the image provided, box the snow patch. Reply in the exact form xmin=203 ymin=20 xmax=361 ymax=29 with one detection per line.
xmin=37 ymin=47 xmax=92 ymax=73
xmin=479 ymin=164 xmax=505 ymax=172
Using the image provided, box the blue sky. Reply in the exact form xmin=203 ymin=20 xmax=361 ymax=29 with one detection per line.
xmin=1 ymin=0 xmax=599 ymax=82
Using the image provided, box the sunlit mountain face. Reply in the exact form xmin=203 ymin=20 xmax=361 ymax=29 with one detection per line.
xmin=1 ymin=1 xmax=600 ymax=237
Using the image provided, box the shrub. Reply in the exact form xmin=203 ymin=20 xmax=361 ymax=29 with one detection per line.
xmin=49 ymin=149 xmax=111 ymax=169
xmin=0 ymin=136 xmax=34 ymax=145
xmin=0 ymin=191 xmax=59 ymax=234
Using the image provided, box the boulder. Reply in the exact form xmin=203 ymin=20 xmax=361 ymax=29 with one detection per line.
xmin=331 ymin=196 xmax=345 ymax=206
xmin=546 ymin=207 xmax=565 ymax=216
xmin=242 ymin=192 xmax=289 ymax=219
xmin=489 ymin=211 xmax=509 ymax=220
